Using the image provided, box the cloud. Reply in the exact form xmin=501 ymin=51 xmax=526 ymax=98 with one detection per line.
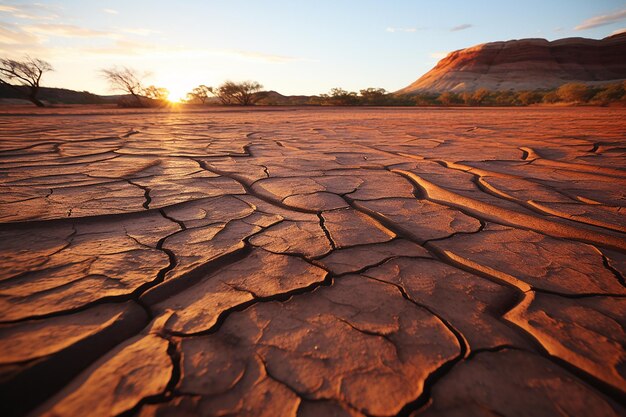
xmin=20 ymin=23 xmax=159 ymax=40
xmin=0 ymin=5 xmax=19 ymax=13
xmin=386 ymin=27 xmax=417 ymax=33
xmin=575 ymin=9 xmax=626 ymax=30
xmin=0 ymin=21 xmax=46 ymax=56
xmin=0 ymin=3 xmax=59 ymax=20
xmin=22 ymin=24 xmax=114 ymax=38
xmin=0 ymin=17 xmax=309 ymax=65
xmin=103 ymin=8 xmax=119 ymax=14
xmin=0 ymin=21 xmax=38 ymax=44
xmin=81 ymin=39 xmax=162 ymax=56
xmin=78 ymin=39 xmax=306 ymax=63
xmin=450 ymin=23 xmax=473 ymax=32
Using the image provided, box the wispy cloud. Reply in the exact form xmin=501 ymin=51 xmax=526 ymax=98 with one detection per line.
xmin=0 ymin=21 xmax=162 ymax=59
xmin=81 ymin=40 xmax=155 ymax=55
xmin=22 ymin=23 xmax=114 ymax=38
xmin=450 ymin=23 xmax=473 ymax=32
xmin=0 ymin=3 xmax=59 ymax=20
xmin=0 ymin=21 xmax=39 ymax=45
xmin=386 ymin=27 xmax=417 ymax=33
xmin=575 ymin=9 xmax=626 ymax=30
xmin=77 ymin=39 xmax=307 ymax=63
xmin=0 ymin=5 xmax=19 ymax=13
xmin=103 ymin=8 xmax=119 ymax=15
xmin=0 ymin=17 xmax=310 ymax=65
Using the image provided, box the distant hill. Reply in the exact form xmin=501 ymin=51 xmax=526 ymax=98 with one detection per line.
xmin=255 ymin=90 xmax=313 ymax=105
xmin=0 ymin=85 xmax=314 ymax=106
xmin=397 ymin=32 xmax=626 ymax=94
xmin=0 ymin=84 xmax=119 ymax=104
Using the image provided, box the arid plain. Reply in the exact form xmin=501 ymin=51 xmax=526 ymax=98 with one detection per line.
xmin=1 ymin=106 xmax=625 ymax=417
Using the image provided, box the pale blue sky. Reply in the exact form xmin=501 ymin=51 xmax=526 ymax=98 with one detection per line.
xmin=1 ymin=0 xmax=625 ymax=98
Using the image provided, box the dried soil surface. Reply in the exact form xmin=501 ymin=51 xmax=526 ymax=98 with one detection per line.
xmin=0 ymin=106 xmax=625 ymax=417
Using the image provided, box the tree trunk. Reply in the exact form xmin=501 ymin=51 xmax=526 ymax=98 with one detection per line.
xmin=130 ymin=93 xmax=144 ymax=107
xmin=28 ymin=93 xmax=45 ymax=107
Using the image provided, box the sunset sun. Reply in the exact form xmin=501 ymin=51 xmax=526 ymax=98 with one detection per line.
xmin=164 ymin=86 xmax=187 ymax=103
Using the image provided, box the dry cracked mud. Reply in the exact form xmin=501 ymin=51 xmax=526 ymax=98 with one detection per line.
xmin=0 ymin=106 xmax=625 ymax=417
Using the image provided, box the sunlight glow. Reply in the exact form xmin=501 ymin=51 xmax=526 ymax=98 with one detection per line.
xmin=166 ymin=87 xmax=187 ymax=103
xmin=155 ymin=78 xmax=193 ymax=103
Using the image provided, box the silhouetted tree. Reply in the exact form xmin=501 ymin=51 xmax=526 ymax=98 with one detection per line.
xmin=101 ymin=66 xmax=148 ymax=107
xmin=359 ymin=88 xmax=388 ymax=105
xmin=143 ymin=85 xmax=169 ymax=101
xmin=0 ymin=56 xmax=53 ymax=107
xmin=319 ymin=88 xmax=359 ymax=105
xmin=186 ymin=85 xmax=213 ymax=104
xmin=215 ymin=80 xmax=264 ymax=105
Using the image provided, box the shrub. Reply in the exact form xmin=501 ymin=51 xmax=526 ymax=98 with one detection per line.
xmin=437 ymin=91 xmax=462 ymax=105
xmin=517 ymin=91 xmax=542 ymax=105
xmin=556 ymin=83 xmax=590 ymax=103
xmin=591 ymin=82 xmax=625 ymax=105
xmin=542 ymin=90 xmax=560 ymax=104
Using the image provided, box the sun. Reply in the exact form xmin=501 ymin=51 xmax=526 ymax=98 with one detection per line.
xmin=166 ymin=86 xmax=188 ymax=103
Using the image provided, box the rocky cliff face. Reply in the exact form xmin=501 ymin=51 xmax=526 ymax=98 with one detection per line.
xmin=398 ymin=33 xmax=626 ymax=93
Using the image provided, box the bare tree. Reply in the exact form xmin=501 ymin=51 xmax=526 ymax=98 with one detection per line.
xmin=101 ymin=66 xmax=147 ymax=107
xmin=215 ymin=80 xmax=264 ymax=105
xmin=0 ymin=56 xmax=53 ymax=107
xmin=186 ymin=85 xmax=213 ymax=104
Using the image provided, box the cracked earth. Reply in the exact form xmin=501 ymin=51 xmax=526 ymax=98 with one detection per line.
xmin=0 ymin=106 xmax=625 ymax=417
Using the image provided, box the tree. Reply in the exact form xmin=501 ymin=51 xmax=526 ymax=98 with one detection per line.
xmin=556 ymin=83 xmax=590 ymax=103
xmin=143 ymin=85 xmax=170 ymax=101
xmin=101 ymin=66 xmax=147 ymax=107
xmin=215 ymin=80 xmax=264 ymax=105
xmin=412 ymin=92 xmax=439 ymax=106
xmin=437 ymin=91 xmax=462 ymax=105
xmin=359 ymin=88 xmax=388 ymax=105
xmin=517 ymin=91 xmax=542 ymax=106
xmin=472 ymin=88 xmax=490 ymax=105
xmin=491 ymin=90 xmax=518 ymax=106
xmin=591 ymin=82 xmax=625 ymax=105
xmin=459 ymin=89 xmax=490 ymax=106
xmin=186 ymin=85 xmax=213 ymax=104
xmin=542 ymin=90 xmax=559 ymax=104
xmin=0 ymin=56 xmax=53 ymax=107
xmin=319 ymin=87 xmax=358 ymax=105
xmin=460 ymin=91 xmax=474 ymax=105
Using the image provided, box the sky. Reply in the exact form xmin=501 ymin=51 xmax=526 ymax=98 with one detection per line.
xmin=1 ymin=0 xmax=626 ymax=99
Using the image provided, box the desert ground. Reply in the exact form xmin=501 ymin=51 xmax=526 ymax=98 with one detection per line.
xmin=0 ymin=106 xmax=625 ymax=417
